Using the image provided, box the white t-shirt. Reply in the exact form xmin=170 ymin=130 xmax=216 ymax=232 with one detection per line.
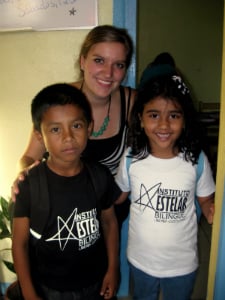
xmin=116 ymin=149 xmax=215 ymax=278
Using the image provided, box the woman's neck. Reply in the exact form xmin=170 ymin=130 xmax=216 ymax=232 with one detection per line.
xmin=78 ymin=80 xmax=112 ymax=106
xmin=71 ymin=80 xmax=121 ymax=138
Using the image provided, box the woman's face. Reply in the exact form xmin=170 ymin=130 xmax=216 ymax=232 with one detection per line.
xmin=80 ymin=42 xmax=128 ymax=99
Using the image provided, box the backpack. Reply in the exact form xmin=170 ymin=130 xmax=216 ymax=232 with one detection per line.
xmin=7 ymin=161 xmax=109 ymax=299
xmin=125 ymin=150 xmax=204 ymax=222
xmin=28 ymin=160 xmax=109 ymax=241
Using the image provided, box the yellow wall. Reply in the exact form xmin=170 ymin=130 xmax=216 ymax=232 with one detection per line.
xmin=0 ymin=0 xmax=113 ymax=200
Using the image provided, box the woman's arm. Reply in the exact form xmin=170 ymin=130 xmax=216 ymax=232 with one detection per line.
xmin=12 ymin=217 xmax=42 ymax=300
xmin=100 ymin=206 xmax=119 ymax=299
xmin=18 ymin=130 xmax=45 ymax=172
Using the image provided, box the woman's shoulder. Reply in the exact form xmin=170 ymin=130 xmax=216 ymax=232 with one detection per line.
xmin=69 ymin=81 xmax=82 ymax=89
xmin=122 ymin=85 xmax=137 ymax=98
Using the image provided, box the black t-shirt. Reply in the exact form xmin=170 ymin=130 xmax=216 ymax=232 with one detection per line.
xmin=14 ymin=162 xmax=120 ymax=291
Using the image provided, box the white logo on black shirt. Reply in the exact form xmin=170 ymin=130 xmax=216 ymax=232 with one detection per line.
xmin=46 ymin=208 xmax=100 ymax=250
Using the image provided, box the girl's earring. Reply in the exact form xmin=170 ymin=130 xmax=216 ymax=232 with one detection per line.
xmin=139 ymin=117 xmax=143 ymax=128
xmin=140 ymin=123 xmax=144 ymax=133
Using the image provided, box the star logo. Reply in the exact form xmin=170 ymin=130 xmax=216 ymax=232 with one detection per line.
xmin=46 ymin=208 xmax=79 ymax=250
xmin=135 ymin=182 xmax=161 ymax=212
xmin=69 ymin=7 xmax=76 ymax=16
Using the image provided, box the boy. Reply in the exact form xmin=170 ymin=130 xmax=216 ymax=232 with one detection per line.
xmin=12 ymin=83 xmax=120 ymax=300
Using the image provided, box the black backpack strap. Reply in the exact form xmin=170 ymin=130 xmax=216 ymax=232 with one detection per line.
xmin=28 ymin=163 xmax=49 ymax=240
xmin=84 ymin=161 xmax=108 ymax=213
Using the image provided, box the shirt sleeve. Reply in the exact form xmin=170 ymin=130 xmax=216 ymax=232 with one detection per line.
xmin=115 ymin=148 xmax=131 ymax=193
xmin=196 ymin=152 xmax=215 ymax=197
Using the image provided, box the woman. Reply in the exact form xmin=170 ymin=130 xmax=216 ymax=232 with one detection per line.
xmin=15 ymin=25 xmax=136 ymax=226
xmin=18 ymin=25 xmax=136 ymax=174
xmin=15 ymin=23 xmax=135 ymax=254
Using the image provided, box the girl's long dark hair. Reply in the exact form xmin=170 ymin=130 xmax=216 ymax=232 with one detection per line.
xmin=128 ymin=75 xmax=204 ymax=164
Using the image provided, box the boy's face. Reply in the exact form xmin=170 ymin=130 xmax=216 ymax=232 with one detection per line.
xmin=39 ymin=104 xmax=92 ymax=165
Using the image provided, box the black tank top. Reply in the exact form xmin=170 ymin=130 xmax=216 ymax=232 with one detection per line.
xmin=82 ymin=86 xmax=131 ymax=176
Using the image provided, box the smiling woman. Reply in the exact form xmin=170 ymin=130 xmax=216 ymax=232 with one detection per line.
xmin=17 ymin=25 xmax=136 ymax=176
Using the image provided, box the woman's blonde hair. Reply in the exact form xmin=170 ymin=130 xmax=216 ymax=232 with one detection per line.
xmin=76 ymin=25 xmax=133 ymax=78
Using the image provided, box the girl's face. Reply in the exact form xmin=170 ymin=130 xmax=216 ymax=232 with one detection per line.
xmin=80 ymin=42 xmax=127 ymax=99
xmin=139 ymin=96 xmax=185 ymax=158
xmin=38 ymin=104 xmax=92 ymax=171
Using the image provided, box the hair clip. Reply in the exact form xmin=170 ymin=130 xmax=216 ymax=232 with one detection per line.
xmin=172 ymin=75 xmax=190 ymax=95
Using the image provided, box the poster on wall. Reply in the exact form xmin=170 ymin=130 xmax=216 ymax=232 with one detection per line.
xmin=0 ymin=0 xmax=98 ymax=32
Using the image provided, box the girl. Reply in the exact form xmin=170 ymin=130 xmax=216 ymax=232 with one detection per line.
xmin=115 ymin=75 xmax=215 ymax=300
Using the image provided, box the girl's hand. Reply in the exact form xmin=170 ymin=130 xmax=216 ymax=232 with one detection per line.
xmin=198 ymin=194 xmax=215 ymax=225
xmin=205 ymin=202 xmax=215 ymax=225
xmin=11 ymin=160 xmax=40 ymax=202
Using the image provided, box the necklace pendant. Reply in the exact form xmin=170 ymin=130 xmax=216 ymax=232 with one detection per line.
xmin=91 ymin=116 xmax=110 ymax=137
xmin=91 ymin=94 xmax=111 ymax=138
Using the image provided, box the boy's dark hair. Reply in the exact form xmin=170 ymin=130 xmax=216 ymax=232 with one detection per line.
xmin=31 ymin=83 xmax=92 ymax=132
xmin=128 ymin=75 xmax=203 ymax=164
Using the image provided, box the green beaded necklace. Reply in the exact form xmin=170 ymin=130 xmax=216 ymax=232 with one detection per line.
xmin=80 ymin=80 xmax=111 ymax=137
xmin=91 ymin=94 xmax=111 ymax=137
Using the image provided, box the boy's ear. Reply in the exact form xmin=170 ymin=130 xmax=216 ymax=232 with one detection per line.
xmin=34 ymin=130 xmax=45 ymax=145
